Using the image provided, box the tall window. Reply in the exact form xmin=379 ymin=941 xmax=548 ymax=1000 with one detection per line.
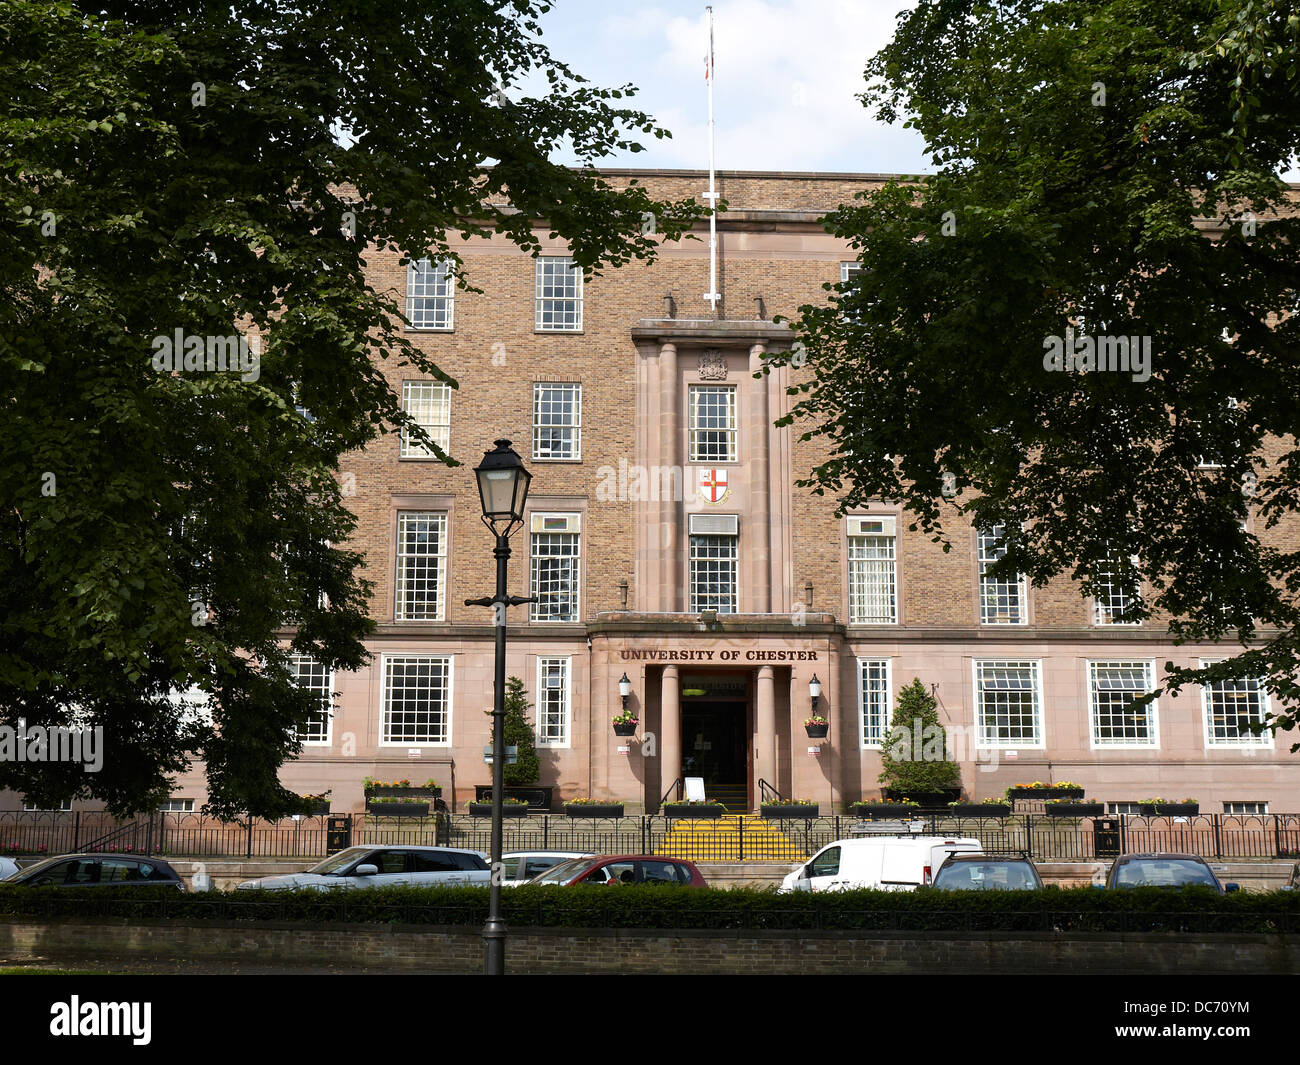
xmin=382 ymin=655 xmax=451 ymax=744
xmin=840 ymin=261 xmax=863 ymax=285
xmin=530 ymin=515 xmax=580 ymax=622
xmin=405 ymin=259 xmax=454 ymax=330
xmin=1088 ymin=661 xmax=1157 ymax=747
xmin=535 ymin=256 xmax=582 ymax=331
xmin=1201 ymin=665 xmax=1271 ymax=747
xmin=536 ymin=657 xmax=571 ymax=747
xmin=974 ymin=661 xmax=1043 ymax=747
xmin=395 ymin=512 xmax=446 ymax=621
xmin=847 ymin=517 xmax=897 ymax=623
xmin=689 ymin=533 xmax=738 ymax=613
xmin=532 ymin=383 xmax=581 ymax=460
xmin=1092 ymin=559 xmax=1142 ymax=626
xmin=978 ymin=526 xmax=1026 ymax=624
xmin=288 ymin=653 xmax=334 ymax=746
xmin=401 ymin=380 xmax=451 ymax=458
xmin=688 ymin=384 xmax=737 ymax=462
xmin=859 ymin=659 xmax=891 ymax=747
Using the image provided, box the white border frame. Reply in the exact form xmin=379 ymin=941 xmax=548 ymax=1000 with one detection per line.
xmin=1199 ymin=658 xmax=1273 ymax=749
xmin=1085 ymin=659 xmax=1160 ymax=751
xmin=972 ymin=659 xmax=1045 ymax=750
xmin=857 ymin=657 xmax=892 ymax=750
xmin=535 ymin=655 xmax=572 ymax=749
xmin=378 ymin=652 xmax=454 ymax=748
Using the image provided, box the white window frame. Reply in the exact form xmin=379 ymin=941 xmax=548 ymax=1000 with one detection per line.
xmin=158 ymin=798 xmax=195 ymax=813
xmin=1087 ymin=660 xmax=1159 ymax=749
xmin=394 ymin=511 xmax=447 ymax=621
xmin=405 ymin=258 xmax=454 ymax=331
xmin=400 ymin=380 xmax=451 ymax=458
xmin=688 ymin=531 xmax=738 ymax=614
xmin=858 ymin=658 xmax=892 ymax=749
xmin=847 ymin=518 xmax=897 ymax=624
xmin=978 ymin=526 xmax=1027 ymax=625
xmin=1200 ymin=660 xmax=1273 ymax=748
xmin=532 ymin=382 xmax=582 ymax=461
xmin=535 ymin=256 xmax=583 ymax=332
xmin=529 ymin=515 xmax=581 ymax=623
xmin=22 ymin=799 xmax=73 ymax=812
xmin=380 ymin=654 xmax=452 ymax=747
xmin=288 ymin=653 xmax=335 ymax=747
xmin=1223 ymin=801 xmax=1268 ymax=815
xmin=535 ymin=656 xmax=571 ymax=748
xmin=973 ymin=660 xmax=1044 ymax=749
xmin=1092 ymin=557 xmax=1142 ymax=626
xmin=688 ymin=384 xmax=738 ymax=463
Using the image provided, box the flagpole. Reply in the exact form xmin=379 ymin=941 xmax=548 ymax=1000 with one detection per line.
xmin=704 ymin=5 xmax=719 ymax=315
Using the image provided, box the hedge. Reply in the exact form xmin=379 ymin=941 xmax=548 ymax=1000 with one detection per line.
xmin=1 ymin=884 xmax=1298 ymax=933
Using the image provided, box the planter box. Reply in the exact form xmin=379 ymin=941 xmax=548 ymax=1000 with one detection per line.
xmin=663 ymin=805 xmax=727 ymax=820
xmin=565 ymin=804 xmax=624 ymax=819
xmin=1006 ymin=787 xmax=1084 ymax=802
xmin=468 ymin=802 xmax=529 ymax=818
xmin=1046 ymin=803 xmax=1105 ymax=818
xmin=303 ymin=802 xmax=331 ymax=817
xmin=474 ymin=785 xmax=554 ymax=812
xmin=805 ymin=724 xmax=829 ymax=739
xmin=613 ymin=722 xmax=638 ymax=737
xmin=882 ymin=787 xmax=962 ymax=808
xmin=850 ymin=803 xmax=922 ymax=818
xmin=365 ymin=786 xmax=441 ymax=800
xmin=946 ymin=803 xmax=1011 ymax=818
xmin=761 ymin=804 xmax=819 ymax=820
xmin=365 ymin=801 xmax=428 ymax=817
xmin=1140 ymin=803 xmax=1199 ymax=817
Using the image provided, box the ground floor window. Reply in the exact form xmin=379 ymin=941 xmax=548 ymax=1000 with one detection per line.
xmin=858 ymin=659 xmax=891 ymax=747
xmin=536 ymin=657 xmax=571 ymax=747
xmin=1223 ymin=801 xmax=1268 ymax=815
xmin=974 ymin=660 xmax=1043 ymax=747
xmin=382 ymin=655 xmax=451 ymax=745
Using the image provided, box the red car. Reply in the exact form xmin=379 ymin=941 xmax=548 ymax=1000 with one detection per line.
xmin=528 ymin=855 xmax=707 ymax=887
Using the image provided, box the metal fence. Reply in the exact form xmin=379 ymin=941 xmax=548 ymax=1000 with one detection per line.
xmin=3 ymin=810 xmax=1299 ymax=863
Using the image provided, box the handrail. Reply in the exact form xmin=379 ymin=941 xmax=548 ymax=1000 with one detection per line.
xmin=757 ymin=778 xmax=784 ymax=804
xmin=656 ymin=777 xmax=683 ymax=812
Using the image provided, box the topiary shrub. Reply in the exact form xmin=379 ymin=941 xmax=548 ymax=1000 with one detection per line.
xmin=877 ymin=677 xmax=961 ymax=794
xmin=489 ymin=676 xmax=540 ymax=787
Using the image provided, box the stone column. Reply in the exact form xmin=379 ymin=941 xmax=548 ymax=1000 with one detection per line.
xmin=661 ymin=665 xmax=682 ymax=802
xmin=659 ymin=342 xmax=679 ymax=611
xmin=755 ymin=665 xmax=776 ymax=807
xmin=748 ymin=343 xmax=771 ymax=613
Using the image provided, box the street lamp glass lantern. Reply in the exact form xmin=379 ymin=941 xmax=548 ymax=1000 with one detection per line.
xmin=618 ymin=673 xmax=632 ymax=699
xmin=809 ymin=674 xmax=822 ymax=702
xmin=474 ymin=439 xmax=531 ymax=533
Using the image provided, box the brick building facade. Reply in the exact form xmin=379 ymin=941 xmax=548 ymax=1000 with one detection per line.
xmin=161 ymin=169 xmax=1300 ymax=816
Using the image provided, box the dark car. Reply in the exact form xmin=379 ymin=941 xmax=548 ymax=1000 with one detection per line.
xmin=4 ymin=853 xmax=187 ymax=891
xmin=931 ymin=854 xmax=1044 ymax=891
xmin=1105 ymin=853 xmax=1238 ymax=893
xmin=528 ymin=855 xmax=707 ymax=887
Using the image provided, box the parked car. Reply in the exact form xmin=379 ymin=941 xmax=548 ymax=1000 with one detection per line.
xmin=501 ymin=851 xmax=593 ymax=887
xmin=0 ymin=856 xmax=21 ymax=882
xmin=930 ymin=853 xmax=1043 ymax=891
xmin=528 ymin=855 xmax=707 ymax=887
xmin=781 ymin=835 xmax=983 ymax=893
xmin=236 ymin=845 xmax=490 ymax=891
xmin=1105 ymin=853 xmax=1239 ymax=893
xmin=3 ymin=853 xmax=186 ymax=891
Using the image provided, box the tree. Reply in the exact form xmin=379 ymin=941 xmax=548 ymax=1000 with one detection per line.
xmin=0 ymin=2 xmax=703 ymax=817
xmin=878 ymin=678 xmax=960 ymax=795
xmin=489 ymin=677 xmax=540 ymax=788
xmin=771 ymin=0 xmax=1300 ymax=743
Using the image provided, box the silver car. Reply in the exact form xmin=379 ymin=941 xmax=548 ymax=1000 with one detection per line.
xmin=501 ymin=851 xmax=593 ymax=887
xmin=236 ymin=845 xmax=490 ymax=891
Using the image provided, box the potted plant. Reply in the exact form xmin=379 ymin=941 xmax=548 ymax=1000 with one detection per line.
xmin=1044 ymin=797 xmax=1106 ymax=817
xmin=760 ymin=798 xmax=820 ymax=819
xmin=612 ymin=710 xmax=639 ymax=737
xmin=850 ymin=797 xmax=922 ymax=818
xmin=662 ymin=799 xmax=728 ymax=820
xmin=1005 ymin=780 xmax=1085 ymax=803
xmin=946 ymin=797 xmax=1012 ymax=817
xmin=564 ymin=797 xmax=625 ymax=818
xmin=299 ymin=790 xmax=332 ymax=816
xmin=363 ymin=777 xmax=441 ymax=800
xmin=364 ymin=795 xmax=429 ymax=817
xmin=877 ymin=678 xmax=962 ymax=807
xmin=1139 ymin=797 xmax=1200 ymax=817
xmin=468 ymin=796 xmax=530 ymax=818
xmin=804 ymin=715 xmax=830 ymax=739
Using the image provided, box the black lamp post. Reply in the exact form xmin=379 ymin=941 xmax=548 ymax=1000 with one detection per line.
xmin=465 ymin=439 xmax=532 ymax=976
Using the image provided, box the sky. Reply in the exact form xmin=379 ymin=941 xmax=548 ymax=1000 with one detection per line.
xmin=531 ymin=0 xmax=928 ymax=175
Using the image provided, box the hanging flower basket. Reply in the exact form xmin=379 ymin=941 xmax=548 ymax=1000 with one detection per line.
xmin=805 ymin=723 xmax=829 ymax=739
xmin=613 ymin=721 xmax=638 ymax=737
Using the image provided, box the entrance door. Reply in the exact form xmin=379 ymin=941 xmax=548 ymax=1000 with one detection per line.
xmin=680 ymin=675 xmax=751 ymax=810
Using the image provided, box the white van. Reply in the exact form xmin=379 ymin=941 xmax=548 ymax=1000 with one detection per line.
xmin=780 ymin=835 xmax=983 ymax=893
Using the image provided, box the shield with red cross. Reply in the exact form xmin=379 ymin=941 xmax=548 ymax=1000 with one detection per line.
xmin=697 ymin=467 xmax=730 ymax=504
